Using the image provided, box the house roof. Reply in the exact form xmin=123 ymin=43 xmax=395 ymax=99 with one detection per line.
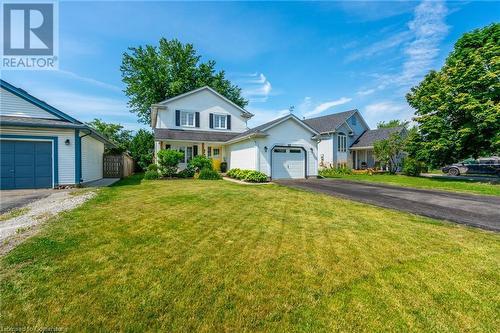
xmin=350 ymin=127 xmax=405 ymax=149
xmin=303 ymin=109 xmax=358 ymax=134
xmin=226 ymin=113 xmax=319 ymax=144
xmin=0 ymin=115 xmax=79 ymax=128
xmin=154 ymin=128 xmax=240 ymax=143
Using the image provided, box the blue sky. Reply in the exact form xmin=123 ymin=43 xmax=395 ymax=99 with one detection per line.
xmin=2 ymin=0 xmax=499 ymax=131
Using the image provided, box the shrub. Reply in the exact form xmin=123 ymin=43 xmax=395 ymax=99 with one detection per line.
xmin=188 ymin=155 xmax=213 ymax=171
xmin=198 ymin=168 xmax=222 ymax=180
xmin=220 ymin=162 xmax=228 ymax=173
xmin=144 ymin=170 xmax=160 ymax=180
xmin=319 ymin=167 xmax=353 ymax=178
xmin=177 ymin=165 xmax=195 ymax=178
xmin=242 ymin=170 xmax=268 ymax=183
xmin=226 ymin=168 xmax=268 ymax=182
xmin=147 ymin=163 xmax=158 ymax=172
xmin=403 ymin=157 xmax=426 ymax=177
xmin=227 ymin=168 xmax=240 ymax=178
xmin=157 ymin=149 xmax=184 ymax=177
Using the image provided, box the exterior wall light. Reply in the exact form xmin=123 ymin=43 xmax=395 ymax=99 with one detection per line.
xmin=264 ymin=146 xmax=268 ymax=152
xmin=65 ymin=139 xmax=70 ymax=145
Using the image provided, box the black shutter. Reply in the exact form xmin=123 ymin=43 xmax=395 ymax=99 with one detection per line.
xmin=227 ymin=115 xmax=231 ymax=130
xmin=195 ymin=112 xmax=200 ymax=128
xmin=193 ymin=145 xmax=198 ymax=156
xmin=175 ymin=110 xmax=180 ymax=126
xmin=209 ymin=113 xmax=214 ymax=129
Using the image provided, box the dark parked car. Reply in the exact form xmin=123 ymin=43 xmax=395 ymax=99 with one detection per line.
xmin=442 ymin=157 xmax=500 ymax=176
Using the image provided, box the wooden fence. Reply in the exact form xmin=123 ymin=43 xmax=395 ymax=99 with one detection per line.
xmin=103 ymin=154 xmax=134 ymax=178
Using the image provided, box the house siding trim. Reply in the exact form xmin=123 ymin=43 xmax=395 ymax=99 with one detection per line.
xmin=75 ymin=129 xmax=81 ymax=184
xmin=0 ymin=134 xmax=59 ymax=187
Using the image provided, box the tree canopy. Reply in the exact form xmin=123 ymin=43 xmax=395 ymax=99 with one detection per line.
xmin=377 ymin=120 xmax=409 ymax=129
xmin=87 ymin=119 xmax=132 ymax=153
xmin=121 ymin=38 xmax=248 ymax=124
xmin=406 ymin=24 xmax=500 ymax=167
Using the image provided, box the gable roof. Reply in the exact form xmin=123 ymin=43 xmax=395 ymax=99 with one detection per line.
xmin=303 ymin=109 xmax=370 ymax=134
xmin=226 ymin=113 xmax=319 ymax=144
xmin=350 ymin=127 xmax=405 ymax=149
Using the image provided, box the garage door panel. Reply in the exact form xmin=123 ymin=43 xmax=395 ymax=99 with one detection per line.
xmin=0 ymin=140 xmax=52 ymax=189
xmin=272 ymin=147 xmax=305 ymax=179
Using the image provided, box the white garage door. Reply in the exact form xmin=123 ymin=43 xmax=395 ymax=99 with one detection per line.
xmin=271 ymin=147 xmax=305 ymax=179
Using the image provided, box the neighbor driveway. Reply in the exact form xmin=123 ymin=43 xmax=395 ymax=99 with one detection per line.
xmin=0 ymin=189 xmax=55 ymax=213
xmin=276 ymin=179 xmax=500 ymax=231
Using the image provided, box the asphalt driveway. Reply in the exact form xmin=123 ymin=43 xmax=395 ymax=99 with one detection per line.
xmin=0 ymin=189 xmax=55 ymax=213
xmin=276 ymin=179 xmax=500 ymax=232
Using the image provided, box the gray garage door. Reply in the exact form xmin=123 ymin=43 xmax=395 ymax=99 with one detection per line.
xmin=271 ymin=147 xmax=305 ymax=179
xmin=0 ymin=140 xmax=53 ymax=190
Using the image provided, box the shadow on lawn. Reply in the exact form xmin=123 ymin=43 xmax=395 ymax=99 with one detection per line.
xmin=111 ymin=173 xmax=144 ymax=187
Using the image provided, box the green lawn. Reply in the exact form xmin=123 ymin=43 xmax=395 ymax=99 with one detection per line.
xmin=1 ymin=175 xmax=499 ymax=331
xmin=323 ymin=173 xmax=500 ymax=196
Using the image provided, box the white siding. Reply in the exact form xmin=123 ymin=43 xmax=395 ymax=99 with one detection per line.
xmin=0 ymin=87 xmax=59 ymax=119
xmin=0 ymin=127 xmax=76 ymax=185
xmin=227 ymin=140 xmax=257 ymax=170
xmin=157 ymin=89 xmax=248 ymax=133
xmin=81 ymin=135 xmax=104 ymax=183
xmin=226 ymin=118 xmax=318 ymax=178
xmin=318 ymin=134 xmax=333 ymax=167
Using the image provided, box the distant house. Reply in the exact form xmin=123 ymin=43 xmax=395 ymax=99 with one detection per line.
xmin=0 ymin=79 xmax=115 ymax=189
xmin=304 ymin=110 xmax=405 ymax=169
xmin=151 ymin=86 xmax=319 ymax=179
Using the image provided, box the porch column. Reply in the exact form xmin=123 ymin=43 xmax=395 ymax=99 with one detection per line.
xmin=201 ymin=142 xmax=205 ymax=156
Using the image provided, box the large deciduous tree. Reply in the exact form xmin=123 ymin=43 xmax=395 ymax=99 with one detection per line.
xmin=121 ymin=38 xmax=248 ymax=124
xmin=373 ymin=132 xmax=406 ymax=173
xmin=129 ymin=129 xmax=154 ymax=171
xmin=406 ymin=24 xmax=500 ymax=168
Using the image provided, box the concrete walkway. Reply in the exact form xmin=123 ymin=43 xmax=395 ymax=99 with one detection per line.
xmin=276 ymin=178 xmax=500 ymax=232
xmin=83 ymin=178 xmax=120 ymax=187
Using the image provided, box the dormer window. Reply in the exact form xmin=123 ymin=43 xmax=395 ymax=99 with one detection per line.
xmin=214 ymin=114 xmax=227 ymax=129
xmin=180 ymin=111 xmax=195 ymax=127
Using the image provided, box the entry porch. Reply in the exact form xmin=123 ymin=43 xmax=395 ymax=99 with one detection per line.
xmin=155 ymin=140 xmax=226 ymax=171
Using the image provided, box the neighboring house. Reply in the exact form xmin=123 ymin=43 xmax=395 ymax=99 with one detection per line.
xmin=151 ymin=86 xmax=319 ymax=179
xmin=350 ymin=127 xmax=406 ymax=169
xmin=304 ymin=110 xmax=405 ymax=169
xmin=0 ymin=79 xmax=115 ymax=190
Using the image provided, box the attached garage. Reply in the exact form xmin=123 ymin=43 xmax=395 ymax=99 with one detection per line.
xmin=0 ymin=79 xmax=115 ymax=190
xmin=271 ymin=147 xmax=306 ymax=179
xmin=227 ymin=114 xmax=319 ymax=179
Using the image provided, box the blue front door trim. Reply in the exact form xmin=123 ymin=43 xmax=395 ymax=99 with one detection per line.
xmin=75 ymin=129 xmax=81 ymax=184
xmin=0 ymin=134 xmax=59 ymax=187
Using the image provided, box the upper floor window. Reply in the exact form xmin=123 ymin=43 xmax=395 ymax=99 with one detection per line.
xmin=351 ymin=116 xmax=357 ymax=126
xmin=337 ymin=133 xmax=347 ymax=152
xmin=214 ymin=114 xmax=227 ymax=129
xmin=180 ymin=111 xmax=195 ymax=127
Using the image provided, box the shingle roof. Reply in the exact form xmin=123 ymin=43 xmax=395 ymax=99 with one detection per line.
xmin=229 ymin=114 xmax=290 ymax=141
xmin=303 ymin=109 xmax=357 ymax=133
xmin=154 ymin=128 xmax=240 ymax=142
xmin=350 ymin=127 xmax=404 ymax=148
xmin=0 ymin=115 xmax=81 ymax=128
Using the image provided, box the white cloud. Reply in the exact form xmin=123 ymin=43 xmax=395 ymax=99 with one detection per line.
xmin=346 ymin=31 xmax=412 ymax=62
xmin=356 ymin=89 xmax=376 ymax=96
xmin=235 ymin=72 xmax=273 ymax=103
xmin=397 ymin=0 xmax=449 ymax=86
xmin=363 ymin=101 xmax=413 ymax=127
xmin=303 ymin=97 xmax=352 ymax=117
xmin=57 ymin=70 xmax=123 ymax=93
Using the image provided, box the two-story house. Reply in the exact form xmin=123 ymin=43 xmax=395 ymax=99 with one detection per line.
xmin=151 ymin=86 xmax=320 ymax=179
xmin=304 ymin=110 xmax=405 ymax=169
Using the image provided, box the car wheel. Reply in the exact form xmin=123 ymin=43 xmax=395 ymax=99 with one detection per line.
xmin=448 ymin=168 xmax=460 ymax=176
